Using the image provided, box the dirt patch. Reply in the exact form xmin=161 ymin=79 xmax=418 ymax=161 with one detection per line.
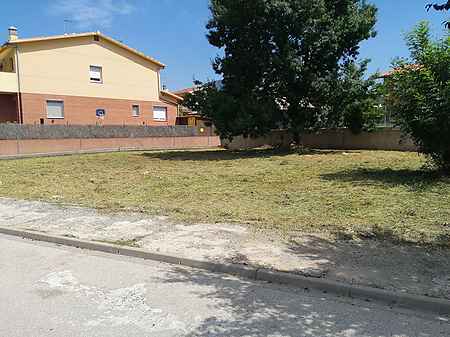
xmin=1 ymin=197 xmax=449 ymax=300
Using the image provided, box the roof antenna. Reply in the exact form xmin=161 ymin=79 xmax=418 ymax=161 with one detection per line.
xmin=64 ymin=19 xmax=73 ymax=35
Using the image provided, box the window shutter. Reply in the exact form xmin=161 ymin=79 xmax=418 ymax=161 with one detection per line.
xmin=90 ymin=66 xmax=102 ymax=82
xmin=153 ymin=107 xmax=167 ymax=121
xmin=47 ymin=101 xmax=64 ymax=119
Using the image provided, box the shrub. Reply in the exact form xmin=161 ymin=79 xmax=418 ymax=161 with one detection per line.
xmin=385 ymin=22 xmax=450 ymax=172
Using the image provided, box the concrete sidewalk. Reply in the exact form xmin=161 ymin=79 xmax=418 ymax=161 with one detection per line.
xmin=1 ymin=234 xmax=449 ymax=337
xmin=0 ymin=197 xmax=449 ymax=301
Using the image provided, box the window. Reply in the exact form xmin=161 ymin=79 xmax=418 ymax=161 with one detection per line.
xmin=46 ymin=100 xmax=64 ymax=119
xmin=89 ymin=65 xmax=103 ymax=83
xmin=0 ymin=57 xmax=14 ymax=73
xmin=132 ymin=105 xmax=140 ymax=117
xmin=153 ymin=106 xmax=167 ymax=121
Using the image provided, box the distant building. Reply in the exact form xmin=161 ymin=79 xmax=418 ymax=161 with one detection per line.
xmin=376 ymin=66 xmax=424 ymax=128
xmin=0 ymin=27 xmax=183 ymax=125
xmin=173 ymin=86 xmax=213 ymax=128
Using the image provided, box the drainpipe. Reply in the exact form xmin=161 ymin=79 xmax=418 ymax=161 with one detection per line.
xmin=157 ymin=71 xmax=161 ymax=100
xmin=13 ymin=44 xmax=23 ymax=124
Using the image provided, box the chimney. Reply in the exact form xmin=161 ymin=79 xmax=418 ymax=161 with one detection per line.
xmin=8 ymin=26 xmax=18 ymax=41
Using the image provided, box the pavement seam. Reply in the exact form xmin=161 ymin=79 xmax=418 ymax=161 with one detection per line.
xmin=0 ymin=226 xmax=449 ymax=316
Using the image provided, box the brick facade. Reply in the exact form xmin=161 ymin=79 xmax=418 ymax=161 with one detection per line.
xmin=20 ymin=93 xmax=178 ymax=126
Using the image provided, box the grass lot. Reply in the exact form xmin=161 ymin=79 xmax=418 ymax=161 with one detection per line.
xmin=0 ymin=149 xmax=449 ymax=246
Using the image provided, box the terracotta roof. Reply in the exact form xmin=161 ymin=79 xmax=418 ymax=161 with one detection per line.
xmin=5 ymin=31 xmax=165 ymax=68
xmin=174 ymin=81 xmax=222 ymax=96
xmin=380 ymin=64 xmax=423 ymax=78
xmin=160 ymin=90 xmax=184 ymax=102
xmin=173 ymin=87 xmax=196 ymax=97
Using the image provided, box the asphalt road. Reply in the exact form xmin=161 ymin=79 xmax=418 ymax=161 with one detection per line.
xmin=0 ymin=234 xmax=449 ymax=337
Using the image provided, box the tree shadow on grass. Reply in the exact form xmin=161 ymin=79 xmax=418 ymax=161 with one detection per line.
xmin=140 ymin=148 xmax=355 ymax=162
xmin=321 ymin=167 xmax=447 ymax=191
xmin=152 ymin=263 xmax=446 ymax=336
xmin=333 ymin=226 xmax=450 ymax=249
xmin=140 ymin=148 xmax=290 ymax=161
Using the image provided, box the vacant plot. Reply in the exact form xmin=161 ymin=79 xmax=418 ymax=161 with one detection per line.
xmin=0 ymin=149 xmax=449 ymax=246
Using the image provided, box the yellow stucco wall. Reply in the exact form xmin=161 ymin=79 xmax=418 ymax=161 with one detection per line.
xmin=0 ymin=72 xmax=19 ymax=93
xmin=17 ymin=36 xmax=161 ymax=101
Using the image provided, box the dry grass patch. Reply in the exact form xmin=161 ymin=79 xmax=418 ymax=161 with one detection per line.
xmin=1 ymin=148 xmax=449 ymax=246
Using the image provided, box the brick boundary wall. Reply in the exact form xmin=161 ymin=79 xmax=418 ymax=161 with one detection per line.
xmin=0 ymin=136 xmax=221 ymax=158
xmin=222 ymin=128 xmax=417 ymax=152
xmin=0 ymin=124 xmax=213 ymax=140
xmin=0 ymin=126 xmax=419 ymax=157
xmin=301 ymin=128 xmax=417 ymax=151
xmin=0 ymin=125 xmax=220 ymax=158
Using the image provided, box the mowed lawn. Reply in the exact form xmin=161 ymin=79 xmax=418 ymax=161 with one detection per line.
xmin=0 ymin=149 xmax=449 ymax=246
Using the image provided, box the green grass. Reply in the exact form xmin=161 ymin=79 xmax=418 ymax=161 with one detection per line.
xmin=1 ymin=148 xmax=449 ymax=246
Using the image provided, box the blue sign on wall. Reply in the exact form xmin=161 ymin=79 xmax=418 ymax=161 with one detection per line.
xmin=96 ymin=109 xmax=106 ymax=118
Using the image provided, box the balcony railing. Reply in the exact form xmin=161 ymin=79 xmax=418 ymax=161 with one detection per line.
xmin=0 ymin=72 xmax=18 ymax=93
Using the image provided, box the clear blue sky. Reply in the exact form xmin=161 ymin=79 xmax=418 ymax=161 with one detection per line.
xmin=1 ymin=0 xmax=448 ymax=91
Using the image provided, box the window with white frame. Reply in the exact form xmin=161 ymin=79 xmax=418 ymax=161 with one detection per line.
xmin=46 ymin=100 xmax=64 ymax=119
xmin=89 ymin=65 xmax=103 ymax=83
xmin=153 ymin=106 xmax=167 ymax=121
xmin=132 ymin=105 xmax=140 ymax=117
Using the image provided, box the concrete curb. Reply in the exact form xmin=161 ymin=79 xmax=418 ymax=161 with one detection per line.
xmin=1 ymin=226 xmax=449 ymax=316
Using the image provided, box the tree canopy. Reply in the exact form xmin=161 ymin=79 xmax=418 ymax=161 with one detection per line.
xmin=185 ymin=0 xmax=378 ymax=141
xmin=426 ymin=1 xmax=450 ymax=29
xmin=427 ymin=1 xmax=450 ymax=11
xmin=384 ymin=22 xmax=450 ymax=172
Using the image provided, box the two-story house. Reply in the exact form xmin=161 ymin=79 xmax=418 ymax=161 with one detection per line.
xmin=0 ymin=27 xmax=182 ymax=125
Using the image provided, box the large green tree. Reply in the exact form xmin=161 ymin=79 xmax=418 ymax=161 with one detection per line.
xmin=385 ymin=22 xmax=450 ymax=172
xmin=326 ymin=60 xmax=383 ymax=134
xmin=185 ymin=0 xmax=377 ymax=141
